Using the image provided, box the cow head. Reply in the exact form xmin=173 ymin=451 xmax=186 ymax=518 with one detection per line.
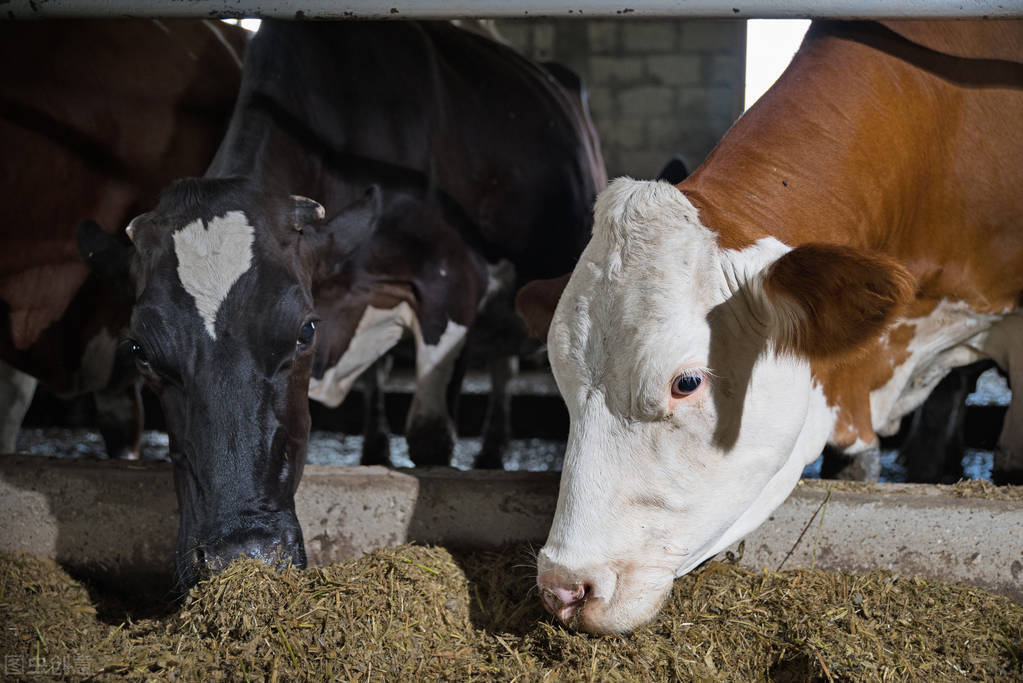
xmin=516 ymin=178 xmax=913 ymax=634
xmin=109 ymin=176 xmax=379 ymax=588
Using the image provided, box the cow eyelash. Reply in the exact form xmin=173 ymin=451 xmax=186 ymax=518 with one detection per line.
xmin=121 ymin=338 xmax=151 ymax=369
xmin=670 ymin=368 xmax=707 ymax=399
xmin=122 ymin=337 xmax=179 ymax=384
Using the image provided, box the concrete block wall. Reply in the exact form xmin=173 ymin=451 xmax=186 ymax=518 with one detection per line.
xmin=495 ymin=19 xmax=747 ymax=180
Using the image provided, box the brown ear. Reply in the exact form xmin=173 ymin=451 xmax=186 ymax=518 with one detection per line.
xmin=514 ymin=273 xmax=572 ymax=341
xmin=762 ymin=243 xmax=916 ymax=358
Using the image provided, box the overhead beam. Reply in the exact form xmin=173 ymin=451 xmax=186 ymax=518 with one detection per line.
xmin=4 ymin=0 xmax=1021 ymax=20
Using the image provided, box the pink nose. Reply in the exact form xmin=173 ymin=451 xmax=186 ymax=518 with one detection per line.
xmin=538 ymin=576 xmax=591 ymax=623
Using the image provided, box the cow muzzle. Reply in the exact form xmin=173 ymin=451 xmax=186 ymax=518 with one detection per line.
xmin=179 ymin=516 xmax=306 ymax=587
xmin=536 ymin=551 xmax=675 ymax=634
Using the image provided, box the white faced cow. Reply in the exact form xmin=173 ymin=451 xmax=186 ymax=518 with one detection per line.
xmin=517 ymin=19 xmax=1022 ymax=634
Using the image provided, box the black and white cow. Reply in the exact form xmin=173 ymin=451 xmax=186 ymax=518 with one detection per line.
xmin=91 ymin=20 xmax=605 ymax=587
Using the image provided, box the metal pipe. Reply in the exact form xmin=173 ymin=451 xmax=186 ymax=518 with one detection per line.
xmin=4 ymin=0 xmax=1021 ymax=20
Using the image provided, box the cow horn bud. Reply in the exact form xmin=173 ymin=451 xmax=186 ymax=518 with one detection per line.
xmin=291 ymin=195 xmax=326 ymax=232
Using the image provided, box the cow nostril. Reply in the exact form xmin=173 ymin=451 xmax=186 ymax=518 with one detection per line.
xmin=193 ymin=546 xmax=206 ymax=568
xmin=560 ymin=582 xmax=588 ymax=605
xmin=541 ymin=580 xmax=590 ymax=621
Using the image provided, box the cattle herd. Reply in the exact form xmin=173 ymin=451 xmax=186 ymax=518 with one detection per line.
xmin=1 ymin=17 xmax=1020 ymax=634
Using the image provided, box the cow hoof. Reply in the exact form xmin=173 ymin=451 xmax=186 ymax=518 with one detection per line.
xmin=406 ymin=419 xmax=455 ymax=467
xmin=360 ymin=431 xmax=391 ymax=467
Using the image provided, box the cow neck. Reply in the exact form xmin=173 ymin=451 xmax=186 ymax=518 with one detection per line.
xmin=675 ymin=23 xmax=929 ymax=452
xmin=681 ymin=19 xmax=1023 ymax=319
xmin=204 ymin=97 xmax=326 ymax=196
xmin=677 ymin=28 xmax=922 ymax=255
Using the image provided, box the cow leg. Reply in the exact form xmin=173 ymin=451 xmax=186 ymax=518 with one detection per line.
xmin=899 ymin=363 xmax=989 ymax=484
xmin=820 ymin=445 xmax=881 ymax=481
xmin=359 ymin=355 xmax=392 ymax=466
xmin=475 ymin=354 xmax=517 ymax=469
xmin=987 ymin=313 xmax=1023 ymax=484
xmin=405 ymin=320 xmax=468 ymax=467
xmin=995 ymin=375 xmax=1022 ymax=485
xmin=0 ymin=360 xmax=37 ymax=454
xmin=94 ymin=380 xmax=144 ymax=460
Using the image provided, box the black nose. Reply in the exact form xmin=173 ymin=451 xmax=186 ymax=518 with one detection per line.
xmin=200 ymin=525 xmax=306 ymax=575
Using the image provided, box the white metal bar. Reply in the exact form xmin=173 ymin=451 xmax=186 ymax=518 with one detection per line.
xmin=4 ymin=0 xmax=1022 ymax=20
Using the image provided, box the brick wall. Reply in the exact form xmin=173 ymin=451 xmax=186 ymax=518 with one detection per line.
xmin=495 ymin=19 xmax=747 ymax=181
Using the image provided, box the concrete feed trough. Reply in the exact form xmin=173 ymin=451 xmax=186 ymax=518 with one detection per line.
xmin=0 ymin=456 xmax=1020 ymax=603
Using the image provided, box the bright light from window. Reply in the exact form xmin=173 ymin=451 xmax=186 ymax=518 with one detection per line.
xmin=221 ymin=18 xmax=262 ymax=32
xmin=745 ymin=19 xmax=810 ymax=110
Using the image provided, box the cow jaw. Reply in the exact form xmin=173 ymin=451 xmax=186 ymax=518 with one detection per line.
xmin=537 ymin=361 xmax=828 ymax=634
xmin=536 ymin=178 xmax=833 ymax=634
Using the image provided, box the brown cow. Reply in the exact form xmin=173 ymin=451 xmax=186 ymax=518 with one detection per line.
xmin=517 ymin=19 xmax=1022 ymax=633
xmin=0 ymin=19 xmax=247 ymax=456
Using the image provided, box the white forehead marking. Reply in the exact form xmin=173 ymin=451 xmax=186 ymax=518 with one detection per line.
xmin=172 ymin=211 xmax=254 ymax=340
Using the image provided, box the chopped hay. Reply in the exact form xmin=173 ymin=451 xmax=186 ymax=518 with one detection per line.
xmin=1 ymin=546 xmax=1020 ymax=680
xmin=947 ymin=479 xmax=1023 ymax=502
xmin=797 ymin=477 xmax=1023 ymax=501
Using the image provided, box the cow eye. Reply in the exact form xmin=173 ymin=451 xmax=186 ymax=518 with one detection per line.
xmin=297 ymin=320 xmax=316 ymax=348
xmin=129 ymin=341 xmax=151 ymax=369
xmin=671 ymin=372 xmax=702 ymax=398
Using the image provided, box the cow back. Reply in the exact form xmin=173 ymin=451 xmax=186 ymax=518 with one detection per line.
xmin=208 ymin=21 xmax=605 ymax=286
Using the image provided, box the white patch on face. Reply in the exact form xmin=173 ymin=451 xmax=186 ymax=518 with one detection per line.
xmin=538 ymin=178 xmax=835 ymax=633
xmin=172 ymin=211 xmax=254 ymax=340
xmin=307 ymin=303 xmax=415 ymax=408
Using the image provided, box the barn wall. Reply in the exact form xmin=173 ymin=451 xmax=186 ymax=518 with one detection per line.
xmin=495 ymin=18 xmax=747 ymax=180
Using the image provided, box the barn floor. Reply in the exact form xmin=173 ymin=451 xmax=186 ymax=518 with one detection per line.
xmin=12 ymin=426 xmax=999 ymax=483
xmin=14 ymin=366 xmax=1013 ymax=481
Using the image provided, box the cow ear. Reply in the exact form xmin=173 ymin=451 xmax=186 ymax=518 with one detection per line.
xmin=305 ymin=185 xmax=382 ymax=282
xmin=328 ymin=185 xmax=381 ymax=248
xmin=76 ymin=219 xmax=133 ymax=284
xmin=515 ymin=273 xmax=572 ymax=341
xmin=761 ymin=243 xmax=915 ymax=358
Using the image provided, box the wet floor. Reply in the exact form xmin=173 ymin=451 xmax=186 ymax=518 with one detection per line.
xmin=13 ymin=427 xmax=995 ymax=482
xmin=11 ymin=367 xmax=1009 ymax=483
xmin=12 ymin=428 xmax=568 ymax=471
